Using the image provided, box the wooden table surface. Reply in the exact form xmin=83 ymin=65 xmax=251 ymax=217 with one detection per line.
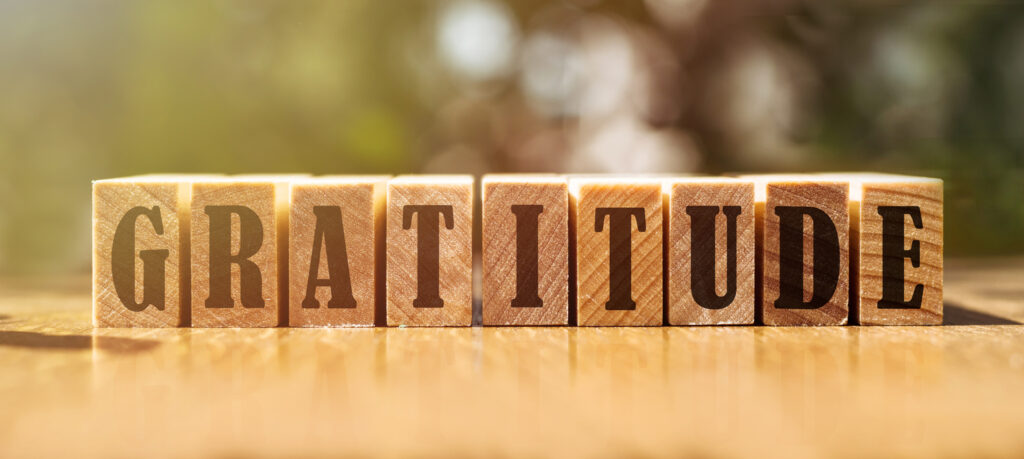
xmin=2 ymin=258 xmax=1023 ymax=458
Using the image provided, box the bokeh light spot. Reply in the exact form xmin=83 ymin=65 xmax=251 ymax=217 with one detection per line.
xmin=436 ymin=0 xmax=519 ymax=81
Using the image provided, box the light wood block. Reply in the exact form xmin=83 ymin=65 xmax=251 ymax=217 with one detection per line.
xmin=482 ymin=175 xmax=569 ymax=326
xmin=93 ymin=176 xmax=190 ymax=327
xmin=840 ymin=174 xmax=943 ymax=325
xmin=237 ymin=174 xmax=309 ymax=327
xmin=666 ymin=178 xmax=756 ymax=325
xmin=386 ymin=175 xmax=473 ymax=326
xmin=570 ymin=177 xmax=663 ymax=326
xmin=191 ymin=177 xmax=291 ymax=327
xmin=748 ymin=175 xmax=850 ymax=326
xmin=288 ymin=176 xmax=388 ymax=327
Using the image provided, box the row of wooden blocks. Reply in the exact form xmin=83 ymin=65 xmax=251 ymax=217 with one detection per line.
xmin=93 ymin=173 xmax=943 ymax=327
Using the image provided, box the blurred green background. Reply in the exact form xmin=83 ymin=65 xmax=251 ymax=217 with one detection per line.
xmin=0 ymin=0 xmax=1022 ymax=275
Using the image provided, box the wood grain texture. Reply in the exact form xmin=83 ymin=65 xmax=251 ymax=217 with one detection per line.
xmin=4 ymin=258 xmax=1022 ymax=458
xmin=289 ymin=176 xmax=388 ymax=327
xmin=386 ymin=176 xmax=473 ymax=326
xmin=752 ymin=176 xmax=850 ymax=326
xmin=237 ymin=174 xmax=308 ymax=327
xmin=666 ymin=178 xmax=755 ymax=325
xmin=571 ymin=177 xmax=663 ymax=326
xmin=92 ymin=177 xmax=188 ymax=327
xmin=482 ymin=175 xmax=569 ymax=326
xmin=191 ymin=178 xmax=284 ymax=327
xmin=852 ymin=175 xmax=943 ymax=325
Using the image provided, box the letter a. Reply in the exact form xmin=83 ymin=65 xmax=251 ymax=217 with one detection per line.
xmin=302 ymin=206 xmax=357 ymax=309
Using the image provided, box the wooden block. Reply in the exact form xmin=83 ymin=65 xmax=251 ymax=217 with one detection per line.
xmin=481 ymin=175 xmax=569 ymax=326
xmin=386 ymin=175 xmax=473 ymax=326
xmin=93 ymin=176 xmax=190 ymax=327
xmin=236 ymin=174 xmax=309 ymax=327
xmin=666 ymin=178 xmax=756 ymax=325
xmin=191 ymin=177 xmax=292 ymax=327
xmin=842 ymin=174 xmax=943 ymax=325
xmin=570 ymin=177 xmax=663 ymax=326
xmin=288 ymin=176 xmax=388 ymax=327
xmin=747 ymin=175 xmax=850 ymax=326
